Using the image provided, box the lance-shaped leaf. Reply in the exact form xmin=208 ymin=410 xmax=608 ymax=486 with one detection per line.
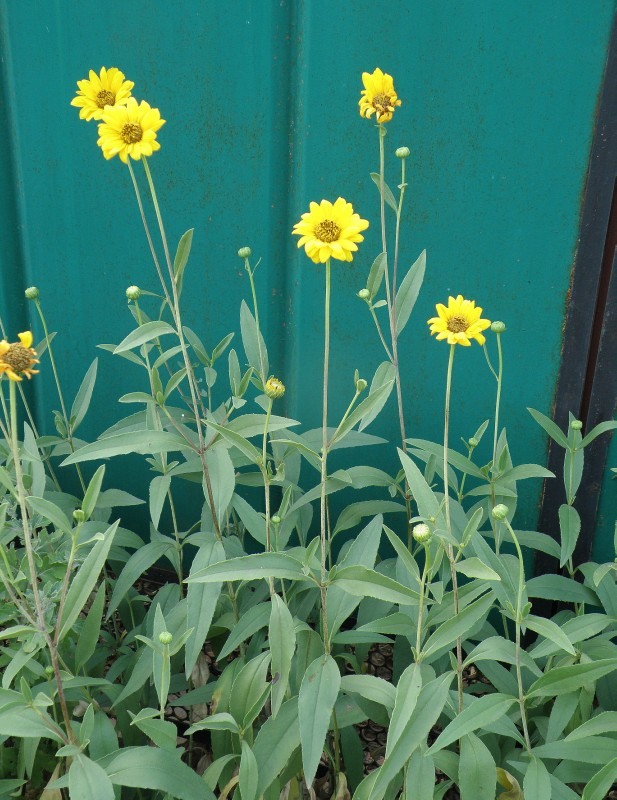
xmin=395 ymin=249 xmax=426 ymax=335
xmin=186 ymin=552 xmax=311 ymax=584
xmin=62 ymin=430 xmax=190 ymax=465
xmin=331 ymin=565 xmax=419 ymax=606
xmin=298 ymin=656 xmax=341 ymax=787
xmin=114 ymin=321 xmax=177 ymax=354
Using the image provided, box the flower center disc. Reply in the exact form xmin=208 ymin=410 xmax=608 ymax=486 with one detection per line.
xmin=447 ymin=315 xmax=469 ymax=333
xmin=314 ymin=220 xmax=341 ymax=243
xmin=96 ymin=89 xmax=116 ymax=108
xmin=373 ymin=93 xmax=392 ymax=112
xmin=121 ymin=123 xmax=143 ymax=144
xmin=3 ymin=344 xmax=33 ymax=374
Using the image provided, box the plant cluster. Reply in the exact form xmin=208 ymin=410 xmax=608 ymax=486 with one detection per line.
xmin=0 ymin=66 xmax=615 ymax=800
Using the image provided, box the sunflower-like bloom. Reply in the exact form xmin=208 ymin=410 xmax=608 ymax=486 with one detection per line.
xmin=265 ymin=377 xmax=285 ymax=399
xmin=0 ymin=332 xmax=39 ymax=381
xmin=359 ymin=68 xmax=402 ymax=123
xmin=428 ymin=296 xmax=491 ymax=347
xmin=97 ymin=98 xmax=165 ymax=163
xmin=292 ymin=198 xmax=369 ymax=264
xmin=70 ymin=67 xmax=134 ymax=122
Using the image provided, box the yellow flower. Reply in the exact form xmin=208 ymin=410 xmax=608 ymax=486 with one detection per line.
xmin=70 ymin=67 xmax=134 ymax=122
xmin=265 ymin=377 xmax=285 ymax=399
xmin=359 ymin=68 xmax=402 ymax=123
xmin=428 ymin=295 xmax=491 ymax=347
xmin=0 ymin=332 xmax=39 ymax=381
xmin=97 ymin=98 xmax=165 ymax=163
xmin=292 ymin=198 xmax=369 ymax=264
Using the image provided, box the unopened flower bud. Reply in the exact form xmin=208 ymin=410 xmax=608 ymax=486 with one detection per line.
xmin=492 ymin=504 xmax=509 ymax=520
xmin=468 ymin=437 xmax=479 ymax=448
xmin=73 ymin=509 xmax=85 ymax=523
xmin=356 ymin=378 xmax=368 ymax=393
xmin=238 ymin=246 xmax=252 ymax=259
xmin=158 ymin=631 xmax=173 ymax=646
xmin=25 ymin=286 xmax=40 ymax=300
xmin=44 ymin=665 xmax=54 ymax=677
xmin=412 ymin=523 xmax=432 ymax=544
xmin=265 ymin=376 xmax=285 ymax=399
xmin=357 ymin=288 xmax=371 ymax=301
xmin=570 ymin=419 xmax=583 ymax=431
xmin=271 ymin=515 xmax=281 ymax=525
xmin=491 ymin=321 xmax=506 ymax=334
xmin=126 ymin=285 xmax=141 ymax=301
xmin=395 ymin=146 xmax=410 ymax=159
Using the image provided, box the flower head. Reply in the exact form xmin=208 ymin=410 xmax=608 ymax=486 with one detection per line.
xmin=0 ymin=332 xmax=39 ymax=382
xmin=71 ymin=67 xmax=134 ymax=122
xmin=265 ymin=376 xmax=285 ymax=399
xmin=292 ymin=198 xmax=369 ymax=264
xmin=97 ymin=98 xmax=165 ymax=163
xmin=428 ymin=295 xmax=491 ymax=347
xmin=359 ymin=68 xmax=402 ymax=123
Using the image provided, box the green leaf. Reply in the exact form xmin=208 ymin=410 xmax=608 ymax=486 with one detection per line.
xmin=333 ymin=500 xmax=403 ymax=536
xmin=455 ymin=557 xmax=501 ymax=581
xmin=406 ymin=438 xmax=485 ymax=480
xmin=185 ymin=713 xmax=239 ymax=735
xmin=564 ymin=711 xmax=617 ymax=741
xmin=227 ymin=414 xmax=300 ymax=438
xmin=332 ymin=565 xmax=419 ymax=606
xmin=173 ymin=228 xmax=194 ymax=286
xmin=203 ymin=446 xmax=235 ymax=527
xmin=580 ymin=420 xmax=617 ymax=448
xmin=358 ymin=362 xmax=396 ymax=432
xmin=105 ymin=746 xmax=215 ymax=800
xmin=427 ymin=694 xmax=516 ymax=753
xmin=395 ymin=249 xmax=426 ymax=335
xmin=240 ymin=300 xmax=268 ymax=381
xmin=114 ymin=321 xmax=177 ymax=354
xmin=558 ymin=504 xmax=581 ymax=567
xmin=370 ymin=173 xmax=398 ymax=212
xmin=382 ymin=665 xmax=423 ymax=750
xmin=60 ymin=520 xmax=119 ymax=639
xmin=230 ymin=652 xmax=271 ymax=729
xmin=527 ymin=408 xmax=569 ymax=449
xmin=340 ymin=675 xmax=396 ymax=712
xmin=219 ymin=603 xmax=271 ymax=661
xmin=404 ymin=749 xmax=434 ymax=800
xmin=186 ymin=552 xmax=310 ymax=583
xmin=421 ymin=591 xmax=493 ymax=659
xmin=298 ymin=655 xmax=341 ymax=787
xmin=70 ymin=359 xmax=98 ymax=433
xmin=459 ymin=733 xmax=496 ymax=800
xmin=581 ymin=757 xmax=617 ymax=800
xmin=525 ymin=613 xmax=576 ymax=655
xmin=253 ymin=699 xmax=300 ymax=795
xmin=398 ymin=449 xmax=446 ymax=531
xmin=106 ymin=540 xmax=175 ymax=619
xmin=69 ymin=755 xmax=115 ymax=800
xmin=185 ymin=534 xmax=225 ymax=676
xmin=82 ymin=465 xmax=106 ymax=521
xmin=527 ymin=574 xmax=599 ymax=605
xmin=0 ymin=703 xmax=63 ymax=742
xmin=372 ymin=674 xmax=453 ymax=800
xmin=269 ymin=595 xmax=296 ymax=718
xmin=522 ymin=757 xmax=552 ymax=800
xmin=366 ymin=252 xmax=387 ymax=299
xmin=149 ymin=474 xmax=171 ymax=530
xmin=206 ymin=420 xmax=262 ymax=465
xmin=62 ymin=430 xmax=190 ymax=465
xmin=75 ymin=583 xmax=106 ymax=671
xmin=330 ymin=381 xmax=393 ymax=445
xmin=526 ymin=659 xmax=617 ymax=698
xmin=498 ymin=464 xmax=555 ymax=482
xmin=240 ymin=741 xmax=259 ymax=800
xmin=27 ymin=496 xmax=72 ymax=534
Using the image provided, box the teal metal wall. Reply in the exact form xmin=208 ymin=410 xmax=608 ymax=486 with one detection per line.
xmin=0 ymin=1 xmax=615 ymax=551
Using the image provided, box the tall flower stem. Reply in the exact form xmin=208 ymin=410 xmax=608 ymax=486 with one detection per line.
xmin=244 ymin=256 xmax=267 ymax=387
xmin=137 ymin=157 xmax=221 ymax=541
xmin=33 ymin=300 xmax=86 ymax=493
xmin=7 ymin=381 xmax=73 ymax=742
xmin=377 ymin=125 xmax=412 ymax=539
xmin=320 ymin=259 xmax=332 ymax=654
xmin=443 ymin=344 xmax=463 ymax=711
xmin=262 ymin=398 xmax=275 ymax=597
xmin=415 ymin=545 xmax=431 ymax=656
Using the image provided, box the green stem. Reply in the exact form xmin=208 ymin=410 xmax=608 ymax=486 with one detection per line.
xmin=53 ymin=530 xmax=79 ymax=645
xmin=368 ymin=306 xmax=393 ymax=360
xmin=443 ymin=344 xmax=463 ymax=711
xmin=490 ymin=333 xmax=504 ymax=555
xmin=244 ymin=257 xmax=267 ymax=387
xmin=320 ymin=260 xmax=331 ymax=655
xmin=262 ymin=399 xmax=275 ymax=597
xmin=415 ymin=545 xmax=430 ymax=657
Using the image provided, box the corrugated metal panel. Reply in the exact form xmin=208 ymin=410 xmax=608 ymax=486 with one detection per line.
xmin=0 ymin=0 xmax=614 ymax=547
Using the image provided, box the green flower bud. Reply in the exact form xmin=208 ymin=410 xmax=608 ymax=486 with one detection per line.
xmin=72 ymin=509 xmax=85 ymax=523
xmin=265 ymin=376 xmax=285 ymax=399
xmin=492 ymin=503 xmax=509 ymax=520
xmin=44 ymin=665 xmax=55 ymax=677
xmin=271 ymin=515 xmax=281 ymax=525
xmin=468 ymin=437 xmax=479 ymax=448
xmin=491 ymin=321 xmax=506 ymax=333
xmin=357 ymin=288 xmax=371 ymax=301
xmin=395 ymin=146 xmax=410 ymax=159
xmin=570 ymin=419 xmax=583 ymax=431
xmin=25 ymin=286 xmax=40 ymax=300
xmin=158 ymin=631 xmax=173 ymax=646
xmin=412 ymin=523 xmax=432 ymax=544
xmin=126 ymin=285 xmax=141 ymax=301
xmin=238 ymin=246 xmax=252 ymax=259
xmin=356 ymin=378 xmax=368 ymax=393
